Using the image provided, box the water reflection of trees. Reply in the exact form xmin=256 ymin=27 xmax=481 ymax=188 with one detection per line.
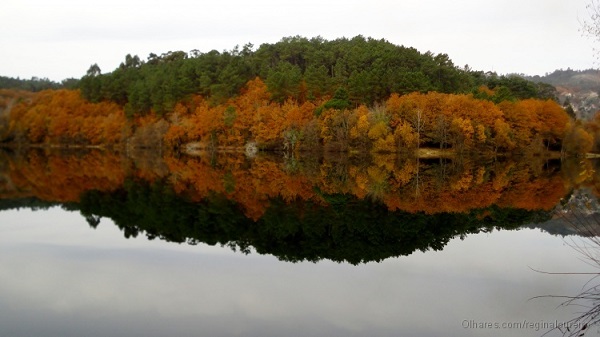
xmin=163 ymin=152 xmax=571 ymax=219
xmin=76 ymin=178 xmax=549 ymax=264
xmin=0 ymin=148 xmax=125 ymax=202
xmin=1 ymin=148 xmax=587 ymax=263
xmin=0 ymin=149 xmax=579 ymax=216
xmin=535 ymin=194 xmax=600 ymax=337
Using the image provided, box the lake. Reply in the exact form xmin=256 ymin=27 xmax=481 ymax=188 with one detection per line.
xmin=0 ymin=149 xmax=599 ymax=337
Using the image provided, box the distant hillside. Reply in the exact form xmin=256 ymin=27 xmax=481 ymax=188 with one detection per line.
xmin=0 ymin=76 xmax=78 ymax=92
xmin=525 ymin=69 xmax=600 ymax=120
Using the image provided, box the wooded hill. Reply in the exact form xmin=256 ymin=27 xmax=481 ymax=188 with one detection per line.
xmin=526 ymin=69 xmax=600 ymax=120
xmin=77 ymin=36 xmax=557 ymax=116
xmin=0 ymin=36 xmax=595 ymax=154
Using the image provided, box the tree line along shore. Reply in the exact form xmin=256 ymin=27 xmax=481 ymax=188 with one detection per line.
xmin=0 ymin=36 xmax=597 ymax=156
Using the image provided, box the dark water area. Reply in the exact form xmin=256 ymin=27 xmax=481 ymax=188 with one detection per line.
xmin=1 ymin=149 xmax=600 ymax=336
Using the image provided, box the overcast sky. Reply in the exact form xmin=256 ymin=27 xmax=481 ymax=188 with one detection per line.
xmin=0 ymin=0 xmax=597 ymax=81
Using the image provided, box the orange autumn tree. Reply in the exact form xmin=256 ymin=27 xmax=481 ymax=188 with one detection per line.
xmin=3 ymin=77 xmax=572 ymax=155
xmin=492 ymin=118 xmax=515 ymax=151
xmin=515 ymin=99 xmax=569 ymax=150
xmin=251 ymin=103 xmax=285 ymax=146
xmin=0 ymin=89 xmax=35 ymax=142
xmin=179 ymin=98 xmax=225 ymax=148
xmin=441 ymin=94 xmax=503 ymax=149
xmin=8 ymin=89 xmax=126 ymax=145
xmin=282 ymin=100 xmax=315 ymax=151
xmin=231 ymin=77 xmax=272 ymax=146
xmin=384 ymin=92 xmax=572 ymax=153
xmin=349 ymin=105 xmax=371 ymax=150
xmin=562 ymin=121 xmax=594 ymax=155
xmin=367 ymin=104 xmax=396 ymax=153
xmin=166 ymin=78 xmax=291 ymax=150
xmin=498 ymin=99 xmax=570 ymax=152
xmin=386 ymin=93 xmax=429 ymax=149
xmin=157 ymin=76 xmax=575 ymax=154
xmin=1 ymin=70 xmax=579 ymax=156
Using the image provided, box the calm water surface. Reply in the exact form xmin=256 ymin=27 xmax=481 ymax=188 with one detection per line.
xmin=0 ymin=207 xmax=596 ymax=337
xmin=2 ymin=150 xmax=600 ymax=336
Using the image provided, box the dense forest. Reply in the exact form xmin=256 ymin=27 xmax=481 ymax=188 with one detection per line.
xmin=76 ymin=36 xmax=557 ymax=114
xmin=0 ymin=36 xmax=595 ymax=154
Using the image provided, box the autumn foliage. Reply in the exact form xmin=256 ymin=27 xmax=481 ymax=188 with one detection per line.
xmin=1 ymin=149 xmax=126 ymax=202
xmin=0 ymin=149 xmax=580 ymax=219
xmin=6 ymin=89 xmax=126 ymax=145
xmin=0 ymin=78 xmax=589 ymax=157
xmin=159 ymin=78 xmax=581 ymax=155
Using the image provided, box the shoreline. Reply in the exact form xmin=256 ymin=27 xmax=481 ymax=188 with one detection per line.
xmin=0 ymin=142 xmax=576 ymax=159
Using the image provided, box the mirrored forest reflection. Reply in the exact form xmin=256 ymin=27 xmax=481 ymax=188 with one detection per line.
xmin=0 ymin=148 xmax=598 ymax=263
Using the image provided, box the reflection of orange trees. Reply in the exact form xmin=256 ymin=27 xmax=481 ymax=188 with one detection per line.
xmin=496 ymin=174 xmax=567 ymax=211
xmin=289 ymin=155 xmax=566 ymax=214
xmin=0 ymin=150 xmax=572 ymax=216
xmin=5 ymin=150 xmax=126 ymax=202
xmin=164 ymin=154 xmax=320 ymax=220
xmin=373 ymin=162 xmax=500 ymax=214
xmin=316 ymin=157 xmax=568 ymax=214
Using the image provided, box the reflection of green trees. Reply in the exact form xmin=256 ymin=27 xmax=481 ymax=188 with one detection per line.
xmin=0 ymin=148 xmax=575 ymax=263
xmin=0 ymin=197 xmax=59 ymax=211
xmin=77 ymin=179 xmax=550 ymax=264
